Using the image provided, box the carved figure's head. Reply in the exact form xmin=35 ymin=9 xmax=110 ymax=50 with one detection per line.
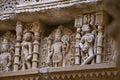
xmin=23 ymin=32 xmax=33 ymax=41
xmin=55 ymin=28 xmax=62 ymax=42
xmin=1 ymin=38 xmax=10 ymax=52
xmin=82 ymin=24 xmax=90 ymax=33
xmin=47 ymin=35 xmax=52 ymax=44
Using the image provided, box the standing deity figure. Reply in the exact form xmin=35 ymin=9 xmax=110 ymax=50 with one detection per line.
xmin=51 ymin=27 xmax=64 ymax=67
xmin=21 ymin=31 xmax=33 ymax=70
xmin=79 ymin=24 xmax=95 ymax=65
xmin=0 ymin=37 xmax=13 ymax=72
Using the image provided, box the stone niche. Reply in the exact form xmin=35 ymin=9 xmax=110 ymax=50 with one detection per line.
xmin=39 ymin=24 xmax=76 ymax=68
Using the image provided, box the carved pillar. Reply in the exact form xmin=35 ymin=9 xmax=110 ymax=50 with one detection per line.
xmin=74 ymin=15 xmax=82 ymax=65
xmin=95 ymin=12 xmax=104 ymax=63
xmin=14 ymin=21 xmax=23 ymax=71
xmin=32 ymin=21 xmax=40 ymax=69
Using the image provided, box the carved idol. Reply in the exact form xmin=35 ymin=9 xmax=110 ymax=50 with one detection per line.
xmin=21 ymin=31 xmax=33 ymax=70
xmin=79 ymin=24 xmax=95 ymax=65
xmin=0 ymin=32 xmax=14 ymax=72
xmin=51 ymin=27 xmax=64 ymax=67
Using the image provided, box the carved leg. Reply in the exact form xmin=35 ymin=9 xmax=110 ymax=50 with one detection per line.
xmin=26 ymin=61 xmax=31 ymax=69
xmin=22 ymin=63 xmax=26 ymax=70
xmin=62 ymin=59 xmax=66 ymax=67
xmin=81 ymin=48 xmax=94 ymax=65
xmin=54 ymin=63 xmax=57 ymax=67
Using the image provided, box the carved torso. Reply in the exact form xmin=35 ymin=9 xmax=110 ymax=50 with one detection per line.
xmin=81 ymin=33 xmax=94 ymax=53
xmin=21 ymin=41 xmax=32 ymax=59
xmin=52 ymin=42 xmax=63 ymax=63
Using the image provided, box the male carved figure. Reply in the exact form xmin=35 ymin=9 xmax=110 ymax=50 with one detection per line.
xmin=21 ymin=31 xmax=33 ymax=70
xmin=51 ymin=27 xmax=64 ymax=67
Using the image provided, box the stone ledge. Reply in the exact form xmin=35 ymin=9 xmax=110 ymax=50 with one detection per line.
xmin=15 ymin=0 xmax=101 ymax=13
xmin=0 ymin=69 xmax=39 ymax=78
xmin=39 ymin=63 xmax=116 ymax=73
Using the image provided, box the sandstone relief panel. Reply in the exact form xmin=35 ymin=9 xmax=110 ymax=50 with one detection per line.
xmin=0 ymin=11 xmax=116 ymax=72
xmin=39 ymin=12 xmax=115 ymax=68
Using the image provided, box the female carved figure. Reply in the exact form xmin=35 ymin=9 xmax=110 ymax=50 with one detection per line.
xmin=0 ymin=37 xmax=13 ymax=72
xmin=79 ymin=24 xmax=95 ymax=65
xmin=21 ymin=31 xmax=33 ymax=70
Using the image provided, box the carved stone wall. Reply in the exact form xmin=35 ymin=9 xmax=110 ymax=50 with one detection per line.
xmin=38 ymin=11 xmax=115 ymax=69
xmin=0 ymin=0 xmax=119 ymax=80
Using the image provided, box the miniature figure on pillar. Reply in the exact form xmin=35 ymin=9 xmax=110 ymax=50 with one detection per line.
xmin=21 ymin=30 xmax=33 ymax=70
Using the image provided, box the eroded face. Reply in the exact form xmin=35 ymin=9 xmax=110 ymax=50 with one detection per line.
xmin=23 ymin=32 xmax=32 ymax=41
xmin=55 ymin=35 xmax=61 ymax=42
xmin=82 ymin=24 xmax=90 ymax=33
xmin=1 ymin=38 xmax=9 ymax=52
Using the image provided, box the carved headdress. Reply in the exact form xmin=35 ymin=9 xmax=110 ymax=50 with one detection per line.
xmin=55 ymin=25 xmax=63 ymax=37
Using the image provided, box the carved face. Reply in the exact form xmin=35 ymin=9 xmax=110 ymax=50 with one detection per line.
xmin=55 ymin=29 xmax=61 ymax=42
xmin=23 ymin=32 xmax=32 ymax=41
xmin=55 ymin=35 xmax=61 ymax=42
xmin=82 ymin=24 xmax=90 ymax=33
xmin=1 ymin=38 xmax=9 ymax=52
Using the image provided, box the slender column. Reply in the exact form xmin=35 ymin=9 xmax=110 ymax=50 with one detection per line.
xmin=32 ymin=21 xmax=40 ymax=69
xmin=95 ymin=12 xmax=104 ymax=63
xmin=14 ymin=21 xmax=23 ymax=71
xmin=74 ymin=15 xmax=82 ymax=65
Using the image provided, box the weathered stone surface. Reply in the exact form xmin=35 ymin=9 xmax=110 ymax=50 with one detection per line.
xmin=0 ymin=0 xmax=119 ymax=80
